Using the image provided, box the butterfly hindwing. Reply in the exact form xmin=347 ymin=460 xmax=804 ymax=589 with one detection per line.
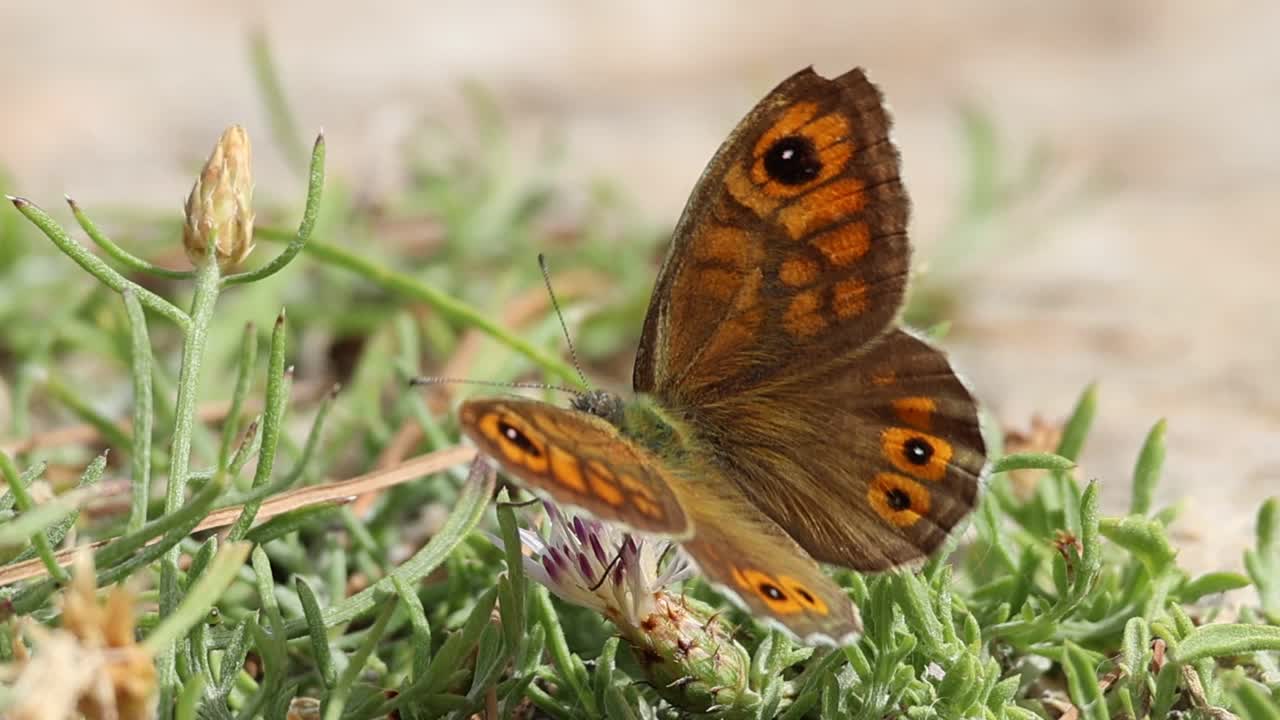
xmin=670 ymin=465 xmax=862 ymax=643
xmin=459 ymin=398 xmax=691 ymax=537
xmin=700 ymin=329 xmax=987 ymax=571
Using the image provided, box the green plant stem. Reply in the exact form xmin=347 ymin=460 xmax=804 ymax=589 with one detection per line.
xmin=6 ymin=196 xmax=191 ymax=331
xmin=67 ymin=196 xmax=195 ymax=279
xmin=123 ymin=289 xmax=155 ymax=532
xmin=256 ymin=227 xmax=583 ymax=385
xmin=157 ymin=254 xmax=222 ymax=720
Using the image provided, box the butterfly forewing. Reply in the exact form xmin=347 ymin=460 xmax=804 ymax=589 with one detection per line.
xmin=634 ymin=67 xmax=909 ymax=403
xmin=459 ymin=398 xmax=691 ymax=536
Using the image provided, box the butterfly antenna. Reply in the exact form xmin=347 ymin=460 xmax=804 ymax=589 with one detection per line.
xmin=408 ymin=376 xmax=579 ymax=395
xmin=538 ymin=253 xmax=590 ymax=390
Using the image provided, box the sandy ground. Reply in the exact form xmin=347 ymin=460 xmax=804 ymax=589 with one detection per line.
xmin=2 ymin=2 xmax=1277 ymax=575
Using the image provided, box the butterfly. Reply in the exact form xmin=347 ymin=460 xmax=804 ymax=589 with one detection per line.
xmin=458 ymin=67 xmax=987 ymax=644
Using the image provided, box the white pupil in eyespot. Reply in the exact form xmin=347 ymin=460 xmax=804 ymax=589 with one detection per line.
xmin=505 ymin=427 xmax=519 ymax=440
xmin=781 ymin=149 xmax=795 ymax=160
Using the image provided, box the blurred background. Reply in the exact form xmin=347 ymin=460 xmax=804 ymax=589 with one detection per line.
xmin=1 ymin=1 xmax=1277 ymax=574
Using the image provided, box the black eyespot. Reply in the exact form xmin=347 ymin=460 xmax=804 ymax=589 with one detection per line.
xmin=796 ymin=587 xmax=816 ymax=605
xmin=498 ymin=420 xmax=541 ymax=457
xmin=904 ymin=437 xmax=934 ymax=466
xmin=759 ymin=582 xmax=786 ymax=601
xmin=886 ymin=488 xmax=912 ymax=511
xmin=763 ymin=135 xmax=821 ymax=185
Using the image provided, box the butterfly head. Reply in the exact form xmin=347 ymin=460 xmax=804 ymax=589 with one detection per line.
xmin=570 ymin=388 xmax=625 ymax=427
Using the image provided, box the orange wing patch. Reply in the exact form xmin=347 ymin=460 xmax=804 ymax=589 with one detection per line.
xmin=811 ymin=222 xmax=870 ymax=267
xmin=588 ymin=472 xmax=624 ymax=507
xmin=547 ymin=445 xmax=587 ymax=493
xmin=892 ymin=396 xmax=936 ymax=431
xmin=750 ymin=101 xmax=821 ymax=159
xmin=478 ymin=412 xmax=549 ymax=473
xmin=779 ymin=256 xmax=820 ymax=287
xmin=696 ymin=224 xmax=764 ymax=266
xmin=778 ymin=178 xmax=867 ymax=239
xmin=729 ymin=566 xmax=832 ymax=617
xmin=868 ymin=472 xmax=931 ymax=528
xmin=831 ymin=279 xmax=868 ymax=318
xmin=783 ymin=290 xmax=826 ymax=338
xmin=880 ymin=427 xmax=953 ymax=482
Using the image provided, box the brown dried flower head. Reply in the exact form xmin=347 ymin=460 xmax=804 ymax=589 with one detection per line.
xmin=183 ymin=124 xmax=255 ymax=270
xmin=0 ymin=553 xmax=156 ymax=720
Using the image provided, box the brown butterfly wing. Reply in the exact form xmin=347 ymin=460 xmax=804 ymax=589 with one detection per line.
xmin=672 ymin=462 xmax=862 ymax=643
xmin=459 ymin=398 xmax=691 ymax=536
xmin=700 ymin=329 xmax=987 ymax=571
xmin=634 ymin=67 xmax=908 ymax=403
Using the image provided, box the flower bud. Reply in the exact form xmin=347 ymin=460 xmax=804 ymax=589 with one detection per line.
xmin=183 ymin=125 xmax=255 ymax=270
xmin=624 ymin=592 xmax=756 ymax=713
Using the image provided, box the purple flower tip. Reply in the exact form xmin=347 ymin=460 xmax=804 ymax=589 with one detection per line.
xmin=590 ymin=533 xmax=608 ymax=565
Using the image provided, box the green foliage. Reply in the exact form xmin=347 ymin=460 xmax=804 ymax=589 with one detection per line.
xmin=0 ymin=36 xmax=1276 ymax=720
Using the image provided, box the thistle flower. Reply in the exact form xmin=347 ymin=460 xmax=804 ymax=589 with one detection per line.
xmin=510 ymin=501 xmax=756 ymax=712
xmin=183 ymin=124 xmax=255 ymax=270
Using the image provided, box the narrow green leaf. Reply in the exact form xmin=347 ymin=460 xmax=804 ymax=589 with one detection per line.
xmin=226 ymin=310 xmax=290 ymax=541
xmin=0 ymin=451 xmax=68 ymax=582
xmin=324 ymin=591 xmax=398 ymax=720
xmin=214 ymin=614 xmax=255 ymax=699
xmin=122 ymin=288 xmax=154 ymax=533
xmin=174 ymin=673 xmax=206 ymax=720
xmin=992 ymin=452 xmax=1076 ymax=474
xmin=602 ymin=684 xmax=641 ymax=720
xmin=1224 ymin=672 xmax=1280 ymax=720
xmin=1178 ymin=572 xmax=1251 ymax=604
xmin=296 ymin=577 xmax=337 ymax=689
xmin=893 ymin=571 xmax=944 ymax=656
xmin=243 ymin=501 xmax=345 ymax=545
xmin=6 ymin=196 xmax=190 ymax=330
xmin=1174 ymin=623 xmax=1280 ymax=663
xmin=422 ymin=586 xmax=498 ymax=695
xmin=1150 ymin=660 xmax=1180 ymax=718
xmin=1245 ymin=498 xmax=1279 ymax=622
xmin=533 ymin=584 xmax=597 ymax=714
xmin=1129 ymin=419 xmax=1166 ymax=515
xmin=593 ymin=636 xmax=620 ymax=705
xmin=1060 ymin=641 xmax=1107 ymax=720
xmin=1099 ymin=514 xmax=1177 ymax=576
xmin=217 ymin=322 xmax=258 ymax=473
xmin=0 ymin=459 xmax=45 ymax=513
xmin=1056 ymin=383 xmax=1097 ymax=461
xmin=1122 ymin=617 xmax=1151 ymax=704
xmin=390 ymin=575 xmax=432 ymax=682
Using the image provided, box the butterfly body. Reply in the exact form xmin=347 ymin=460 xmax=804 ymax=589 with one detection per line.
xmin=459 ymin=67 xmax=988 ymax=644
